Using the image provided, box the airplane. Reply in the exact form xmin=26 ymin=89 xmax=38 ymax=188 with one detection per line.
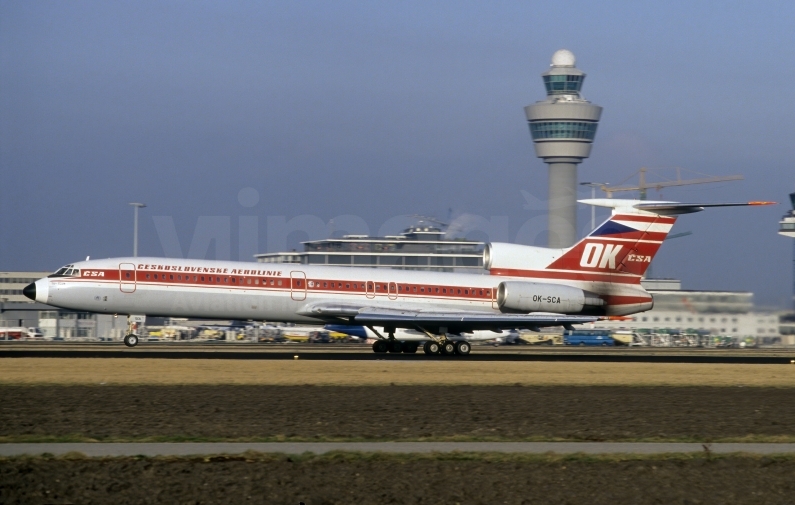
xmin=22 ymin=198 xmax=773 ymax=356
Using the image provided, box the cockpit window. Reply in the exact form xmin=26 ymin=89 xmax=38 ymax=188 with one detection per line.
xmin=49 ymin=265 xmax=77 ymax=278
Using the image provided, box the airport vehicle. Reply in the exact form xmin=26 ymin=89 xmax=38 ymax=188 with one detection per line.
xmin=563 ymin=329 xmax=615 ymax=346
xmin=23 ymin=199 xmax=772 ymax=356
xmin=0 ymin=327 xmax=44 ymax=340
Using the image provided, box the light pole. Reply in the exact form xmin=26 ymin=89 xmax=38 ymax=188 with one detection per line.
xmin=129 ymin=203 xmax=146 ymax=257
xmin=580 ymin=182 xmax=607 ymax=231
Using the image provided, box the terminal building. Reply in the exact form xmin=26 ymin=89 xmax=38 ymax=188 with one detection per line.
xmin=255 ymin=224 xmax=485 ymax=273
xmin=597 ymin=278 xmax=783 ymax=343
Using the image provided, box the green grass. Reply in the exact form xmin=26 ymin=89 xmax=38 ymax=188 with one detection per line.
xmin=3 ymin=451 xmax=795 ymax=464
xmin=3 ymin=433 xmax=795 ymax=444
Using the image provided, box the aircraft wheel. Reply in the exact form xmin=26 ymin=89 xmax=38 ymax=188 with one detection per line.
xmin=455 ymin=341 xmax=471 ymax=356
xmin=441 ymin=341 xmax=456 ymax=355
xmin=123 ymin=334 xmax=138 ymax=348
xmin=372 ymin=340 xmax=388 ymax=353
xmin=387 ymin=340 xmax=403 ymax=353
xmin=423 ymin=341 xmax=440 ymax=355
xmin=402 ymin=342 xmax=418 ymax=354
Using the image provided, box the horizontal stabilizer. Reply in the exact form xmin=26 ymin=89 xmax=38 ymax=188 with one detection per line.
xmin=579 ymin=199 xmax=776 ymax=216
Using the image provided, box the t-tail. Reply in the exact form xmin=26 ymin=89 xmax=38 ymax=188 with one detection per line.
xmin=486 ymin=198 xmax=775 ymax=290
xmin=551 ymin=199 xmax=775 ymax=282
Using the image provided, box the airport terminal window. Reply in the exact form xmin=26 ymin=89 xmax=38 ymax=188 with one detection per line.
xmin=529 ymin=121 xmax=598 ymax=140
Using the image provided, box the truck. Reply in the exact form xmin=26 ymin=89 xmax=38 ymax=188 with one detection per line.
xmin=0 ymin=327 xmax=44 ymax=340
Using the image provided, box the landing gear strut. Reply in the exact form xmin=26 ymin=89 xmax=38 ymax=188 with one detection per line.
xmin=418 ymin=327 xmax=471 ymax=357
xmin=123 ymin=315 xmax=143 ymax=348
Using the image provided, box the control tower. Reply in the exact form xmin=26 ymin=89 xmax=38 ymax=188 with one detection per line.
xmin=525 ymin=50 xmax=602 ymax=248
xmin=779 ymin=192 xmax=795 ymax=309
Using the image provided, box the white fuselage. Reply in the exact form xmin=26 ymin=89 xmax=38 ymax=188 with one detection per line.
xmin=32 ymin=256 xmax=650 ymax=322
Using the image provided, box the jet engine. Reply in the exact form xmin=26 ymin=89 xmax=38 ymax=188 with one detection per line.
xmin=496 ymin=281 xmax=604 ymax=314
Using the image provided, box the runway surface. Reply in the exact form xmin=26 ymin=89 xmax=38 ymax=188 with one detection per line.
xmin=2 ymin=342 xmax=794 ymax=363
xmin=4 ymin=442 xmax=795 ymax=457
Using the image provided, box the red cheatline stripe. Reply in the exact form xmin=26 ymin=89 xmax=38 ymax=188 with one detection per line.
xmin=602 ymin=295 xmax=653 ymax=305
xmin=74 ymin=270 xmax=497 ymax=301
xmin=489 ymin=268 xmax=641 ymax=284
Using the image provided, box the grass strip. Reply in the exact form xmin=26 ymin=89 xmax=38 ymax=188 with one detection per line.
xmin=3 ymin=451 xmax=795 ymax=464
xmin=4 ymin=434 xmax=795 ymax=444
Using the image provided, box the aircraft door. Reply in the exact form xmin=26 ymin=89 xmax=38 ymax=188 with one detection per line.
xmin=388 ymin=282 xmax=398 ymax=300
xmin=119 ymin=263 xmax=136 ymax=293
xmin=365 ymin=281 xmax=376 ymax=299
xmin=290 ymin=271 xmax=307 ymax=301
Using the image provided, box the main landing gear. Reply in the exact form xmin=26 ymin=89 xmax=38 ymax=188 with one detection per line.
xmin=367 ymin=326 xmax=471 ymax=357
xmin=371 ymin=339 xmax=419 ymax=354
xmin=423 ymin=340 xmax=471 ymax=356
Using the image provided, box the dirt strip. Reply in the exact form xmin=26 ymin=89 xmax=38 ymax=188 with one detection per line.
xmin=2 ymin=454 xmax=794 ymax=505
xmin=3 ymin=358 xmax=795 ymax=386
xmin=3 ymin=385 xmax=795 ymax=442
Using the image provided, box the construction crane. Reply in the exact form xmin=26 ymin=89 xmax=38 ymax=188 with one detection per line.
xmin=599 ymin=167 xmax=744 ymax=200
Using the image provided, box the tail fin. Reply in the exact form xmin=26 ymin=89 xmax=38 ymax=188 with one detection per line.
xmin=547 ymin=199 xmax=775 ymax=282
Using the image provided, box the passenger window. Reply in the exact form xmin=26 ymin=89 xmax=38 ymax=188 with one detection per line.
xmin=224 ymin=277 xmax=228 ymax=283
xmin=323 ymin=282 xmax=327 ymax=288
xmin=247 ymin=279 xmax=251 ymax=285
xmin=146 ymin=274 xmax=151 ymax=280
xmin=435 ymin=288 xmax=439 ymax=293
xmin=278 ymin=280 xmax=282 ymax=286
xmin=420 ymin=287 xmax=424 ymax=292
xmin=125 ymin=272 xmax=131 ymax=279
xmin=255 ymin=279 xmax=259 ymax=285
xmin=170 ymin=275 xmax=174 ymax=280
xmin=270 ymin=280 xmax=275 ymax=286
xmin=231 ymin=278 xmax=236 ymax=283
xmin=457 ymin=289 xmax=461 ymax=295
xmin=177 ymin=275 xmax=181 ymax=281
xmin=413 ymin=286 xmax=417 ymax=292
xmin=201 ymin=276 xmax=205 ymax=282
xmin=442 ymin=288 xmax=446 ymax=294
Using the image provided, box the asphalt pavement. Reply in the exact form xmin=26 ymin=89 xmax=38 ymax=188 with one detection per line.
xmin=3 ymin=442 xmax=795 ymax=457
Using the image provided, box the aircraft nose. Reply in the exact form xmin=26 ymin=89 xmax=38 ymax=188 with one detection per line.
xmin=23 ymin=283 xmax=36 ymax=301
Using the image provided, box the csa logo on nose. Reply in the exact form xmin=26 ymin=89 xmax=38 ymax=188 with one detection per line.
xmin=579 ymin=243 xmax=622 ymax=269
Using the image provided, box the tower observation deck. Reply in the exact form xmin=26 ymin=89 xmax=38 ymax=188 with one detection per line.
xmin=779 ymin=192 xmax=795 ymax=309
xmin=525 ymin=49 xmax=602 ymax=248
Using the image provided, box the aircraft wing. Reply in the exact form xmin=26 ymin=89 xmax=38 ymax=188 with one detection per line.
xmin=296 ymin=303 xmax=598 ymax=332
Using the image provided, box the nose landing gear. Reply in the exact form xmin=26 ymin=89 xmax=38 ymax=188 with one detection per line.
xmin=123 ymin=315 xmax=145 ymax=348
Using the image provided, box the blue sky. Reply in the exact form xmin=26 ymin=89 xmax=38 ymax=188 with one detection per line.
xmin=2 ymin=1 xmax=794 ymax=307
